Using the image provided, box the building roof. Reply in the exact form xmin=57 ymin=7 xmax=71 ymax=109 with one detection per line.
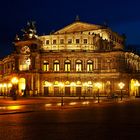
xmin=54 ymin=21 xmax=103 ymax=34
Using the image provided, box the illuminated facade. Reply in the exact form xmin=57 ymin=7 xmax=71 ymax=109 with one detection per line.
xmin=0 ymin=20 xmax=140 ymax=97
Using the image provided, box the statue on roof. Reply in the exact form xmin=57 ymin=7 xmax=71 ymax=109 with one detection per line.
xmin=14 ymin=34 xmax=20 ymax=41
xmin=93 ymin=34 xmax=114 ymax=51
xmin=103 ymin=19 xmax=109 ymax=28
xmin=75 ymin=15 xmax=80 ymax=21
xmin=21 ymin=21 xmax=38 ymax=40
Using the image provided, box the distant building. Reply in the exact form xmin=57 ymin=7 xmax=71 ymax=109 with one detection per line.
xmin=0 ymin=20 xmax=140 ymax=97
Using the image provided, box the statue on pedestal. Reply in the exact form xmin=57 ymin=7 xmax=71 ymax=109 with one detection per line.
xmin=21 ymin=21 xmax=38 ymax=40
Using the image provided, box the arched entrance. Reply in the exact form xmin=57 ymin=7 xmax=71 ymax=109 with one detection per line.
xmin=44 ymin=81 xmax=52 ymax=96
xmin=76 ymin=81 xmax=82 ymax=97
xmin=130 ymin=79 xmax=140 ymax=96
xmin=18 ymin=78 xmax=26 ymax=96
xmin=65 ymin=81 xmax=70 ymax=96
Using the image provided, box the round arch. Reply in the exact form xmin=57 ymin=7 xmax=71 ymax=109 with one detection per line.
xmin=130 ymin=79 xmax=139 ymax=96
xmin=18 ymin=78 xmax=26 ymax=96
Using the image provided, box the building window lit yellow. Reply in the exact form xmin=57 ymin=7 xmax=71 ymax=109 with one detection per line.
xmin=76 ymin=60 xmax=82 ymax=72
xmin=54 ymin=60 xmax=60 ymax=71
xmin=43 ymin=61 xmax=49 ymax=71
xmin=87 ymin=60 xmax=93 ymax=72
xmin=65 ymin=60 xmax=71 ymax=72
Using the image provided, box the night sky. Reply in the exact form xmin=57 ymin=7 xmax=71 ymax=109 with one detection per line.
xmin=0 ymin=0 xmax=140 ymax=57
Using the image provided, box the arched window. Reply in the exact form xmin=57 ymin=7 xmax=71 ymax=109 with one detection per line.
xmin=76 ymin=60 xmax=82 ymax=72
xmin=54 ymin=60 xmax=60 ymax=71
xmin=19 ymin=57 xmax=30 ymax=71
xmin=87 ymin=60 xmax=93 ymax=72
xmin=43 ymin=61 xmax=49 ymax=71
xmin=65 ymin=60 xmax=71 ymax=72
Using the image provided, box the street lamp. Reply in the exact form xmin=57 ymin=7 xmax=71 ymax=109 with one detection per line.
xmin=11 ymin=77 xmax=19 ymax=100
xmin=95 ymin=82 xmax=102 ymax=103
xmin=118 ymin=82 xmax=125 ymax=101
xmin=59 ymin=82 xmax=64 ymax=106
xmin=134 ymin=81 xmax=140 ymax=96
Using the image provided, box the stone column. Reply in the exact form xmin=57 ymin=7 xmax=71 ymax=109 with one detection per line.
xmin=14 ymin=55 xmax=19 ymax=71
xmin=30 ymin=54 xmax=36 ymax=70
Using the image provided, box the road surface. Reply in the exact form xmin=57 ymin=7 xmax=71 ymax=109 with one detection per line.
xmin=0 ymin=98 xmax=140 ymax=140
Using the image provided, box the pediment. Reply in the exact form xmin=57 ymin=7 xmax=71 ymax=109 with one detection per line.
xmin=54 ymin=21 xmax=102 ymax=34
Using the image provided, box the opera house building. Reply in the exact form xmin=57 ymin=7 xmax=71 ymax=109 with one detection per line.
xmin=0 ymin=19 xmax=140 ymax=97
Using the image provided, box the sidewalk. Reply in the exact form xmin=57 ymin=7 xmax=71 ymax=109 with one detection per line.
xmin=0 ymin=96 xmax=134 ymax=106
xmin=0 ymin=96 xmax=87 ymax=105
xmin=0 ymin=96 xmax=137 ymax=115
xmin=0 ymin=97 xmax=94 ymax=115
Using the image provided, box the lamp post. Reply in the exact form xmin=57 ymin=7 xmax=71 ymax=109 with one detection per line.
xmin=11 ymin=77 xmax=19 ymax=100
xmin=134 ymin=81 xmax=140 ymax=97
xmin=95 ymin=82 xmax=102 ymax=103
xmin=118 ymin=82 xmax=125 ymax=101
xmin=59 ymin=82 xmax=64 ymax=106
